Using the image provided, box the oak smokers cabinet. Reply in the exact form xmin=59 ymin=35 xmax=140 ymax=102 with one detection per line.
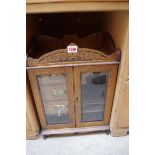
xmin=27 ymin=33 xmax=120 ymax=136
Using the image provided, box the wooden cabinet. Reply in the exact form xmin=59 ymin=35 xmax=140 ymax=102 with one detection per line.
xmin=26 ymin=3 xmax=129 ymax=137
xmin=28 ymin=64 xmax=118 ymax=130
xmin=27 ymin=40 xmax=120 ymax=136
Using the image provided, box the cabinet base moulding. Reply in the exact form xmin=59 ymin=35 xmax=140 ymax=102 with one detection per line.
xmin=42 ymin=125 xmax=110 ymax=138
xmin=26 ymin=130 xmax=40 ymax=140
xmin=110 ymin=128 xmax=128 ymax=137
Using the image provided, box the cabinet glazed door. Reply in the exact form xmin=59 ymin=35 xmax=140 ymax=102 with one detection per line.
xmin=28 ymin=67 xmax=75 ymax=129
xmin=74 ymin=65 xmax=118 ymax=127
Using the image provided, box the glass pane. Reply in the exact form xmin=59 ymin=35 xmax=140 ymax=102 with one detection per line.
xmin=38 ymin=74 xmax=69 ymax=125
xmin=81 ymin=72 xmax=108 ymax=122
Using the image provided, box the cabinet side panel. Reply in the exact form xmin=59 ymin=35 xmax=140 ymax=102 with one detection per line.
xmin=110 ymin=32 xmax=129 ymax=136
xmin=26 ymin=76 xmax=40 ymax=139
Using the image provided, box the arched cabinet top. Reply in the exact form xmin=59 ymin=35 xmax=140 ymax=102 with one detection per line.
xmin=27 ymin=48 xmax=121 ymax=67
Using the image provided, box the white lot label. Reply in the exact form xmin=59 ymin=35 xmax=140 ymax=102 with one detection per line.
xmin=67 ymin=45 xmax=78 ymax=53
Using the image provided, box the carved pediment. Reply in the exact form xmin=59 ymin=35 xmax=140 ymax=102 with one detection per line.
xmin=27 ymin=48 xmax=119 ymax=67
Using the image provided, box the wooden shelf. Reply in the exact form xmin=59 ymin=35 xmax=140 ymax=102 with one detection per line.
xmin=26 ymin=2 xmax=129 ymax=13
xmin=39 ymin=82 xmax=66 ymax=87
xmin=27 ymin=0 xmax=128 ymax=4
xmin=83 ymin=104 xmax=104 ymax=113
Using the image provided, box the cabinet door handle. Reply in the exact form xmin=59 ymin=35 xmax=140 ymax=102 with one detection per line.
xmin=75 ymin=97 xmax=79 ymax=104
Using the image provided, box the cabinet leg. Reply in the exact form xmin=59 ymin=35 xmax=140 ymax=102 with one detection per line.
xmin=43 ymin=135 xmax=47 ymax=140
xmin=110 ymin=128 xmax=129 ymax=137
xmin=105 ymin=129 xmax=111 ymax=135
